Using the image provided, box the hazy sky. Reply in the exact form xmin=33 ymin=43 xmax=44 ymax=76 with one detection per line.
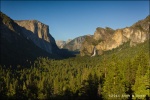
xmin=1 ymin=1 xmax=149 ymax=41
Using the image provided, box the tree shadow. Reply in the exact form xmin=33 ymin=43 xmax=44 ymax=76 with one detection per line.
xmin=49 ymin=73 xmax=104 ymax=100
xmin=125 ymin=84 xmax=134 ymax=100
xmin=77 ymin=73 xmax=103 ymax=100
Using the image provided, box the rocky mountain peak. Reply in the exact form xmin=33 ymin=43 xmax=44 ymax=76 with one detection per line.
xmin=1 ymin=11 xmax=75 ymax=66
xmin=0 ymin=12 xmax=54 ymax=66
xmin=15 ymin=20 xmax=58 ymax=54
xmin=56 ymin=40 xmax=66 ymax=48
xmin=132 ymin=15 xmax=150 ymax=31
xmin=62 ymin=36 xmax=86 ymax=52
xmin=81 ymin=15 xmax=149 ymax=56
xmin=15 ymin=20 xmax=51 ymax=42
xmin=93 ymin=27 xmax=114 ymax=41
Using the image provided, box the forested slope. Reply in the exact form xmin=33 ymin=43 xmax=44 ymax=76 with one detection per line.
xmin=0 ymin=40 xmax=149 ymax=100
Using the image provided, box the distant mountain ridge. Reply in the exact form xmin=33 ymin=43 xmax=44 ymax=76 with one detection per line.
xmin=80 ymin=15 xmax=150 ymax=56
xmin=56 ymin=39 xmax=72 ymax=48
xmin=62 ymin=35 xmax=87 ymax=51
xmin=57 ymin=15 xmax=149 ymax=55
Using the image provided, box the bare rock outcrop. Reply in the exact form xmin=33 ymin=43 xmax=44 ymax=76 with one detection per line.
xmin=81 ymin=15 xmax=149 ymax=56
xmin=15 ymin=20 xmax=58 ymax=54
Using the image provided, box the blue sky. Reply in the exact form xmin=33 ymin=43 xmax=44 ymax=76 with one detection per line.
xmin=1 ymin=1 xmax=149 ymax=41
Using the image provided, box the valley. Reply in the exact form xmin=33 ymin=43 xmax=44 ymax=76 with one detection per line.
xmin=0 ymin=40 xmax=149 ymax=100
xmin=0 ymin=11 xmax=149 ymax=100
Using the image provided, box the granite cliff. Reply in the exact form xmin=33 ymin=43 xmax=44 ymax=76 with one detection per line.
xmin=0 ymin=12 xmax=74 ymax=66
xmin=15 ymin=19 xmax=74 ymax=58
xmin=15 ymin=20 xmax=58 ymax=54
xmin=80 ymin=15 xmax=150 ymax=56
xmin=0 ymin=12 xmax=55 ymax=66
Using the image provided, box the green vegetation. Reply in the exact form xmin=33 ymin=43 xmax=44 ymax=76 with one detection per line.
xmin=105 ymin=27 xmax=115 ymax=34
xmin=0 ymin=41 xmax=149 ymax=100
xmin=84 ymin=36 xmax=101 ymax=46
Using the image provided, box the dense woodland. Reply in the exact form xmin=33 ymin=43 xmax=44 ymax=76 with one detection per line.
xmin=0 ymin=40 xmax=149 ymax=100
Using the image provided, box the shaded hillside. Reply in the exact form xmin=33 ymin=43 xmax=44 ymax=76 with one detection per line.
xmin=0 ymin=12 xmax=59 ymax=67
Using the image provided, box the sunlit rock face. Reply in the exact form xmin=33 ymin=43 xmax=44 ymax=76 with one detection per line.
xmin=15 ymin=20 xmax=58 ymax=54
xmin=63 ymin=36 xmax=86 ymax=52
xmin=93 ymin=27 xmax=114 ymax=41
xmin=56 ymin=40 xmax=66 ymax=48
xmin=56 ymin=39 xmax=72 ymax=49
xmin=0 ymin=12 xmax=58 ymax=66
xmin=80 ymin=41 xmax=95 ymax=56
xmin=81 ymin=15 xmax=149 ymax=56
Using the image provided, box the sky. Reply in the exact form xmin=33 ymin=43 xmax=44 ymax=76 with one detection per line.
xmin=1 ymin=1 xmax=149 ymax=41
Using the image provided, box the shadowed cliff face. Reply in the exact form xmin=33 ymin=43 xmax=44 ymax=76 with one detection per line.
xmin=15 ymin=20 xmax=74 ymax=58
xmin=81 ymin=15 xmax=150 ymax=56
xmin=0 ymin=12 xmax=75 ymax=66
xmin=0 ymin=12 xmax=58 ymax=67
xmin=15 ymin=20 xmax=58 ymax=54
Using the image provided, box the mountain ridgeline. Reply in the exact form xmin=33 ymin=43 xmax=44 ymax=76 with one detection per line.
xmin=0 ymin=12 xmax=74 ymax=67
xmin=0 ymin=11 xmax=150 ymax=100
xmin=14 ymin=19 xmax=74 ymax=58
xmin=55 ymin=15 xmax=149 ymax=56
xmin=15 ymin=20 xmax=58 ymax=54
xmin=80 ymin=15 xmax=150 ymax=56
xmin=56 ymin=39 xmax=72 ymax=49
xmin=62 ymin=36 xmax=86 ymax=51
xmin=1 ymin=11 xmax=149 ymax=67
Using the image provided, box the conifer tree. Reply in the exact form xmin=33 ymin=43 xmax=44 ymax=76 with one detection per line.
xmin=102 ymin=61 xmax=126 ymax=100
xmin=132 ymin=65 xmax=150 ymax=99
